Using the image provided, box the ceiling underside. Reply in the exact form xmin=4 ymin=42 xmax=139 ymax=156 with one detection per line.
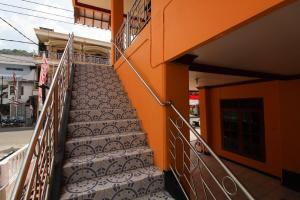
xmin=74 ymin=7 xmax=111 ymax=29
xmin=190 ymin=1 xmax=300 ymax=77
xmin=189 ymin=71 xmax=257 ymax=90
xmin=73 ymin=0 xmax=134 ymax=29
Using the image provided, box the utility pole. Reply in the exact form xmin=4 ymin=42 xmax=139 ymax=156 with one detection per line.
xmin=1 ymin=76 xmax=3 ymax=105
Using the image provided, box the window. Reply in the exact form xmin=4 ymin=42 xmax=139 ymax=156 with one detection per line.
xmin=221 ymin=98 xmax=265 ymax=162
xmin=9 ymin=85 xmax=15 ymax=95
xmin=20 ymin=86 xmax=24 ymax=96
xmin=6 ymin=67 xmax=23 ymax=71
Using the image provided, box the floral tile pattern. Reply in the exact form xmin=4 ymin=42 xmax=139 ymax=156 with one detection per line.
xmin=60 ymin=64 xmax=174 ymax=200
xmin=64 ymin=131 xmax=147 ymax=158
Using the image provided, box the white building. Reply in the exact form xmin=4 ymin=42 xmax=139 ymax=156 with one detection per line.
xmin=0 ymin=54 xmax=38 ymax=120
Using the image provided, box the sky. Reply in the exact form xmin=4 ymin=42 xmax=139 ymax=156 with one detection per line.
xmin=0 ymin=0 xmax=111 ymax=52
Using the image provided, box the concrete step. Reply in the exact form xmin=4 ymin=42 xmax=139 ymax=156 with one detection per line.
xmin=63 ymin=146 xmax=153 ymax=184
xmin=69 ymin=108 xmax=136 ymax=123
xmin=60 ymin=166 xmax=164 ymax=200
xmin=67 ymin=119 xmax=142 ymax=138
xmin=64 ymin=131 xmax=147 ymax=158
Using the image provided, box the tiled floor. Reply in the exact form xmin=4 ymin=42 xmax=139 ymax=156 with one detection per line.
xmin=221 ymin=159 xmax=300 ymax=200
xmin=189 ymin=140 xmax=300 ymax=200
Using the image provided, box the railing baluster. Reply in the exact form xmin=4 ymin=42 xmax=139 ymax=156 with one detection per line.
xmin=53 ymin=84 xmax=58 ymax=154
xmin=10 ymin=33 xmax=74 ymax=200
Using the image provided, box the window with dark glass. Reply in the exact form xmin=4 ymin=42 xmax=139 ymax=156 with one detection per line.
xmin=220 ymin=98 xmax=265 ymax=162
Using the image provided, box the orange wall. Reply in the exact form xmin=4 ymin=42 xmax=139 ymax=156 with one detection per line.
xmin=152 ymin=0 xmax=286 ymax=62
xmin=112 ymin=0 xmax=288 ymax=171
xmin=199 ymin=80 xmax=300 ymax=178
xmin=114 ymin=25 xmax=168 ymax=170
xmin=278 ymin=79 xmax=300 ymax=174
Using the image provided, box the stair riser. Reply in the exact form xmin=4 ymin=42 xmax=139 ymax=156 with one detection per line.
xmin=73 ymin=72 xmax=119 ymax=81
xmin=67 ymin=120 xmax=141 ymax=138
xmin=72 ymin=84 xmax=124 ymax=95
xmin=69 ymin=109 xmax=136 ymax=123
xmin=60 ymin=168 xmax=164 ymax=200
xmin=74 ymin=71 xmax=116 ymax=78
xmin=72 ymin=78 xmax=120 ymax=87
xmin=65 ymin=132 xmax=147 ymax=158
xmin=70 ymin=98 xmax=131 ymax=110
xmin=74 ymin=66 xmax=113 ymax=72
xmin=71 ymin=91 xmax=126 ymax=100
xmin=63 ymin=149 xmax=153 ymax=184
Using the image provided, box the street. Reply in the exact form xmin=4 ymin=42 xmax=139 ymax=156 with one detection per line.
xmin=0 ymin=128 xmax=33 ymax=159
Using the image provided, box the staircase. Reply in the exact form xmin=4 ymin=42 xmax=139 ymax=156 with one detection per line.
xmin=60 ymin=64 xmax=174 ymax=200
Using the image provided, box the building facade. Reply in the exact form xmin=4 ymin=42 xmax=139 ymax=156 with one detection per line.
xmin=0 ymin=54 xmax=38 ymax=123
xmin=72 ymin=0 xmax=300 ymax=192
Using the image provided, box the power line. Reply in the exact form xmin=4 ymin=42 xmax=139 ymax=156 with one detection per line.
xmin=0 ymin=38 xmax=36 ymax=44
xmin=0 ymin=16 xmax=38 ymax=45
xmin=0 ymin=2 xmax=73 ymax=19
xmin=0 ymin=8 xmax=73 ymax=25
xmin=21 ymin=0 xmax=73 ymax=12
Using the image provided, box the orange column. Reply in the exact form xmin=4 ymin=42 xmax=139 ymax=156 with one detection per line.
xmin=111 ymin=0 xmax=124 ymax=64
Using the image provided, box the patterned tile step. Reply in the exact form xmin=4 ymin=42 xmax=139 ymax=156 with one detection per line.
xmin=72 ymin=83 xmax=124 ymax=95
xmin=70 ymin=96 xmax=131 ymax=110
xmin=74 ymin=64 xmax=113 ymax=70
xmin=71 ymin=94 xmax=129 ymax=107
xmin=134 ymin=190 xmax=175 ymax=200
xmin=60 ymin=166 xmax=164 ymax=200
xmin=69 ymin=108 xmax=136 ymax=123
xmin=67 ymin=119 xmax=142 ymax=138
xmin=74 ymin=70 xmax=119 ymax=79
xmin=71 ymin=90 xmax=127 ymax=100
xmin=73 ymin=74 xmax=120 ymax=84
xmin=74 ymin=67 xmax=114 ymax=75
xmin=63 ymin=146 xmax=153 ymax=184
xmin=74 ymin=66 xmax=113 ymax=71
xmin=65 ymin=131 xmax=147 ymax=158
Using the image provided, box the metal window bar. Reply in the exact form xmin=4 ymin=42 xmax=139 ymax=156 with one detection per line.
xmin=114 ymin=0 xmax=151 ymax=62
xmin=10 ymin=33 xmax=74 ymax=200
xmin=111 ymin=41 xmax=255 ymax=200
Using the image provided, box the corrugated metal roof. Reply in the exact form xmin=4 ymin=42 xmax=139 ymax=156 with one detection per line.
xmin=0 ymin=54 xmax=36 ymax=66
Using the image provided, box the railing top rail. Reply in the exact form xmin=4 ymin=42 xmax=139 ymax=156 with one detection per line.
xmin=10 ymin=33 xmax=74 ymax=200
xmin=111 ymin=40 xmax=255 ymax=200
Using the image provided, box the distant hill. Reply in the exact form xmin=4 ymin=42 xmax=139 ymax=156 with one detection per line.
xmin=0 ymin=49 xmax=34 ymax=56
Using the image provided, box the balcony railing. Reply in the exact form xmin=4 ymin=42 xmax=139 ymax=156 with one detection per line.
xmin=10 ymin=33 xmax=74 ymax=200
xmin=0 ymin=145 xmax=28 ymax=200
xmin=37 ymin=52 xmax=110 ymax=65
xmin=115 ymin=0 xmax=151 ymax=61
xmin=73 ymin=53 xmax=110 ymax=65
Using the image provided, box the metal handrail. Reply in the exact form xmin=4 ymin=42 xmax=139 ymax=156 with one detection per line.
xmin=10 ymin=33 xmax=74 ymax=200
xmin=111 ymin=40 xmax=254 ymax=200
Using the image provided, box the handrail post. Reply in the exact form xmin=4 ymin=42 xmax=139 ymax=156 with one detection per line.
xmin=53 ymin=84 xmax=58 ymax=153
xmin=126 ymin=14 xmax=130 ymax=48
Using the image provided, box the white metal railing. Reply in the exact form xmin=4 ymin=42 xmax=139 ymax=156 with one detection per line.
xmin=73 ymin=53 xmax=110 ymax=65
xmin=115 ymin=0 xmax=151 ymax=61
xmin=37 ymin=51 xmax=110 ymax=65
xmin=0 ymin=145 xmax=28 ymax=200
xmin=10 ymin=33 xmax=74 ymax=200
xmin=111 ymin=41 xmax=255 ymax=200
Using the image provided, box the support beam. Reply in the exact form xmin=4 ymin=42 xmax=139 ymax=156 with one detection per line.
xmin=189 ymin=63 xmax=296 ymax=80
xmin=111 ymin=0 xmax=124 ymax=64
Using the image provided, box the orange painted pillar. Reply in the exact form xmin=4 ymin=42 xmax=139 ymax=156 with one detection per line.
xmin=199 ymin=88 xmax=210 ymax=144
xmin=111 ymin=0 xmax=124 ymax=64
